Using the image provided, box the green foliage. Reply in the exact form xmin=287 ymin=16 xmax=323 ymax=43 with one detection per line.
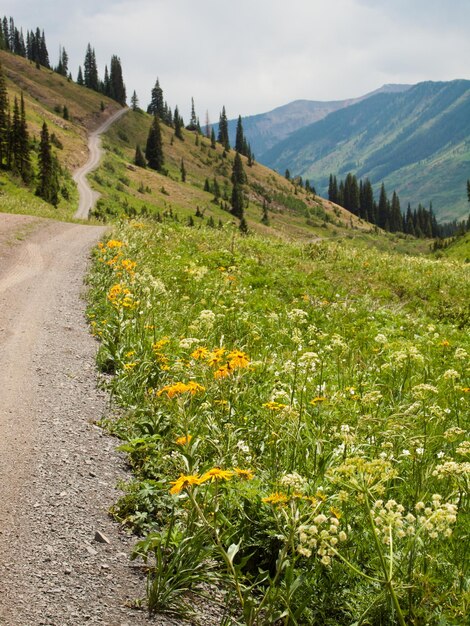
xmin=88 ymin=222 xmax=470 ymax=624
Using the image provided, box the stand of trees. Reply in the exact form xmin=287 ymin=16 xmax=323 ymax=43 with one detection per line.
xmin=328 ymin=172 xmax=469 ymax=239
xmin=0 ymin=63 xmax=60 ymax=205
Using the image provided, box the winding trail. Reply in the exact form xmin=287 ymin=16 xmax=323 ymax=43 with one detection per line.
xmin=0 ymin=109 xmax=171 ymax=624
xmin=73 ymin=108 xmax=128 ymax=219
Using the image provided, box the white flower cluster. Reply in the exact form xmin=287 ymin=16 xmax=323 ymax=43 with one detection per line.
xmin=298 ymin=514 xmax=347 ymax=565
xmin=373 ymin=496 xmax=458 ymax=542
xmin=456 ymin=441 xmax=470 ymax=456
xmin=391 ymin=346 xmax=424 ymax=365
xmin=279 ymin=472 xmax=307 ymax=492
xmin=442 ymin=369 xmax=460 ymax=381
xmin=432 ymin=461 xmax=470 ymax=478
xmin=411 ymin=383 xmax=439 ymax=399
xmin=179 ymin=337 xmax=200 ymax=349
xmin=287 ymin=308 xmax=309 ymax=325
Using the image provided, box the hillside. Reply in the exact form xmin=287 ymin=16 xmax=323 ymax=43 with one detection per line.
xmin=261 ymin=80 xmax=470 ymax=221
xmin=224 ymin=84 xmax=411 ymax=159
xmin=0 ymin=50 xmax=122 ymax=219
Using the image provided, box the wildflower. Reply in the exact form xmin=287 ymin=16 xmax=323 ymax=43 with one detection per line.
xmin=175 ymin=434 xmax=192 ymax=446
xmin=280 ymin=472 xmax=306 ymax=492
xmin=156 ymin=381 xmax=205 ymax=398
xmin=107 ymin=239 xmax=125 ymax=248
xmin=199 ymin=468 xmax=233 ymax=483
xmin=262 ymin=401 xmax=287 ymax=411
xmin=234 ymin=468 xmax=254 ymax=480
xmin=214 ymin=365 xmax=231 ymax=379
xmin=442 ymin=369 xmax=460 ymax=380
xmin=227 ymin=350 xmax=250 ymax=369
xmin=152 ymin=337 xmax=170 ymax=352
xmin=191 ymin=346 xmax=210 ymax=360
xmin=310 ymin=396 xmax=327 ymax=405
xmin=262 ymin=492 xmax=288 ymax=505
xmin=169 ymin=474 xmax=201 ymax=495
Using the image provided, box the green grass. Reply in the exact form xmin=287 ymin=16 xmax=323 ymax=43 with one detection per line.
xmin=87 ymin=219 xmax=470 ymax=624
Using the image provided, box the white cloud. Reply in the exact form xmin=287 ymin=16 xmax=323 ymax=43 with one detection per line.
xmin=2 ymin=0 xmax=469 ymax=120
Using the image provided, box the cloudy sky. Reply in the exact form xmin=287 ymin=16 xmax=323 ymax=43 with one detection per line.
xmin=4 ymin=0 xmax=470 ymax=121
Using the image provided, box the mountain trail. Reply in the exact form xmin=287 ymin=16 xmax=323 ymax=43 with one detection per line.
xmin=0 ymin=108 xmax=177 ymax=624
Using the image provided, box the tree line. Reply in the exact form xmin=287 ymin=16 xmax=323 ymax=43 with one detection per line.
xmin=0 ymin=15 xmax=126 ymax=106
xmin=328 ymin=172 xmax=469 ymax=239
xmin=0 ymin=63 xmax=61 ymax=205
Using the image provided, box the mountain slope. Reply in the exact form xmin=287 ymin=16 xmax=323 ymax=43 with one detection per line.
xmin=225 ymin=84 xmax=411 ymax=158
xmin=261 ymin=80 xmax=470 ymax=221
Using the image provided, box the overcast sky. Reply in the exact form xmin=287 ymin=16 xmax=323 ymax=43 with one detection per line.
xmin=4 ymin=0 xmax=470 ymax=121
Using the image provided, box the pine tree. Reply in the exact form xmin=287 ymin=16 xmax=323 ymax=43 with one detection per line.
xmin=217 ymin=106 xmax=230 ymax=150
xmin=134 ymin=144 xmax=146 ymax=168
xmin=205 ymin=110 xmax=211 ymax=138
xmin=261 ymin=199 xmax=270 ymax=225
xmin=39 ymin=30 xmax=50 ymax=68
xmin=56 ymin=46 xmax=68 ymax=76
xmin=0 ymin=62 xmax=8 ymax=167
xmin=467 ymin=179 xmax=470 ymax=203
xmin=231 ymin=151 xmax=247 ymax=185
xmin=145 ymin=115 xmax=164 ymax=171
xmin=210 ymin=127 xmax=216 ymax=149
xmin=109 ymin=55 xmax=126 ymax=105
xmin=10 ymin=96 xmax=22 ymax=175
xmin=239 ymin=216 xmax=248 ymax=234
xmin=77 ymin=65 xmax=84 ymax=85
xmin=235 ymin=115 xmax=245 ymax=153
xmin=285 ymin=169 xmax=290 ymax=180
xmin=186 ymin=97 xmax=198 ymax=131
xmin=180 ymin=158 xmax=186 ymax=182
xmin=174 ymin=105 xmax=183 ymax=140
xmin=377 ymin=183 xmax=389 ymax=229
xmin=84 ymin=44 xmax=99 ymax=91
xmin=18 ymin=92 xmax=32 ymax=182
xmin=328 ymin=174 xmax=338 ymax=203
xmin=148 ymin=78 xmax=164 ymax=117
xmin=36 ymin=121 xmax=59 ymax=205
xmin=131 ymin=90 xmax=139 ymax=111
xmin=231 ymin=183 xmax=244 ymax=219
xmin=390 ymin=191 xmax=402 ymax=232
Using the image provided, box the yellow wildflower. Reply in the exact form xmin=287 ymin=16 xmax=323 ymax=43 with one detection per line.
xmin=199 ymin=468 xmax=233 ymax=483
xmin=234 ymin=468 xmax=254 ymax=480
xmin=107 ymin=239 xmax=125 ymax=249
xmin=310 ymin=396 xmax=327 ymax=405
xmin=262 ymin=492 xmax=288 ymax=505
xmin=227 ymin=350 xmax=250 ymax=369
xmin=191 ymin=347 xmax=210 ymax=360
xmin=214 ymin=365 xmax=231 ymax=379
xmin=262 ymin=401 xmax=287 ymax=411
xmin=175 ymin=434 xmax=192 ymax=446
xmin=152 ymin=337 xmax=170 ymax=353
xmin=156 ymin=381 xmax=205 ymax=399
xmin=169 ymin=474 xmax=201 ymax=495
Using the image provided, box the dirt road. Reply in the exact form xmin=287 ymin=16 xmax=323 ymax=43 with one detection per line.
xmin=73 ymin=108 xmax=128 ymax=219
xmin=0 ymin=109 xmax=176 ymax=623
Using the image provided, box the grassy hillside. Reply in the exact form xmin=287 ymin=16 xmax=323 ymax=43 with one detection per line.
xmin=262 ymin=80 xmax=470 ymax=221
xmin=0 ymin=50 xmax=122 ymax=219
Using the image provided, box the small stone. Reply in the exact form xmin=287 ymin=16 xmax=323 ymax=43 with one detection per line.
xmin=94 ymin=530 xmax=111 ymax=544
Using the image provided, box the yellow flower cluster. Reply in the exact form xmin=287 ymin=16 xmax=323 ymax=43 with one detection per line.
xmin=191 ymin=346 xmax=250 ymax=379
xmin=157 ymin=381 xmax=205 ymax=399
xmin=262 ymin=401 xmax=287 ymax=411
xmin=107 ymin=283 xmax=138 ymax=309
xmin=169 ymin=466 xmax=254 ymax=494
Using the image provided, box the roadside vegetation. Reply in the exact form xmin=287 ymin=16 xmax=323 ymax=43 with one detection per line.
xmin=88 ymin=219 xmax=469 ymax=625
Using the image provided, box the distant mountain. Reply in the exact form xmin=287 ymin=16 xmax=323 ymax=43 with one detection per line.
xmin=260 ymin=80 xmax=470 ymax=221
xmin=226 ymin=84 xmax=412 ymax=158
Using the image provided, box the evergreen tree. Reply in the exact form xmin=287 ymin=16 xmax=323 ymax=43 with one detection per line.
xmin=56 ymin=46 xmax=68 ymax=76
xmin=18 ymin=92 xmax=32 ymax=182
xmin=0 ymin=63 xmax=8 ymax=167
xmin=239 ymin=216 xmax=249 ymax=234
xmin=359 ymin=178 xmax=374 ymax=222
xmin=109 ymin=55 xmax=126 ymax=105
xmin=180 ymin=158 xmax=186 ymax=182
xmin=377 ymin=183 xmax=389 ymax=230
xmin=204 ymin=178 xmax=210 ymax=192
xmin=63 ymin=104 xmax=69 ymax=120
xmin=217 ymin=106 xmax=230 ymax=150
xmin=205 ymin=110 xmax=211 ymax=138
xmin=231 ymin=151 xmax=247 ymax=185
xmin=148 ymin=78 xmax=164 ymax=117
xmin=103 ymin=65 xmax=110 ymax=96
xmin=212 ymin=178 xmax=220 ymax=201
xmin=261 ymin=199 xmax=269 ymax=225
xmin=134 ymin=144 xmax=146 ymax=168
xmin=285 ymin=169 xmax=291 ymax=180
xmin=10 ymin=96 xmax=22 ymax=175
xmin=145 ymin=115 xmax=164 ymax=171
xmin=130 ymin=90 xmax=139 ymax=111
xmin=231 ymin=183 xmax=244 ymax=219
xmin=36 ymin=121 xmax=59 ymax=205
xmin=84 ymin=44 xmax=99 ymax=91
xmin=390 ymin=191 xmax=402 ymax=232
xmin=235 ymin=115 xmax=245 ymax=153
xmin=174 ymin=105 xmax=184 ymax=140
xmin=186 ymin=97 xmax=198 ymax=131
xmin=210 ymin=127 xmax=216 ymax=149
xmin=39 ymin=30 xmax=50 ymax=67
xmin=467 ymin=179 xmax=470 ymax=203
xmin=77 ymin=65 xmax=84 ymax=85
